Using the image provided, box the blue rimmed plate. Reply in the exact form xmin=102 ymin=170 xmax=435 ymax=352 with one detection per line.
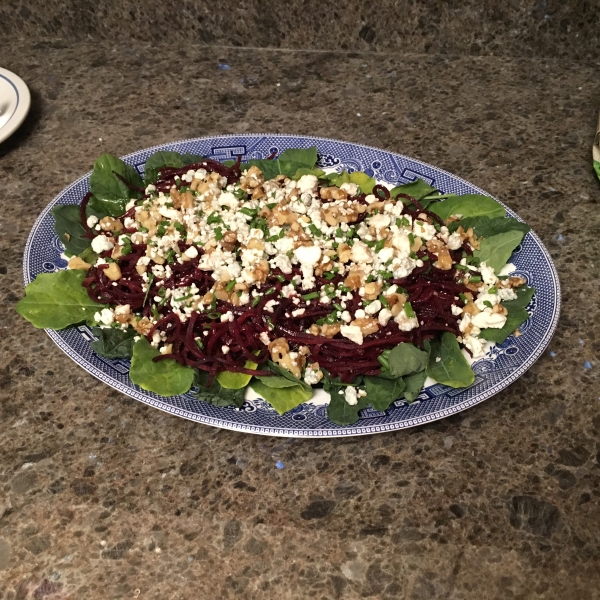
xmin=0 ymin=67 xmax=31 ymax=143
xmin=23 ymin=134 xmax=560 ymax=437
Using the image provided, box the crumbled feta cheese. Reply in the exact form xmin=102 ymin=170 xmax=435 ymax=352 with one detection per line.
xmin=340 ymin=182 xmax=359 ymax=196
xmin=447 ymin=231 xmax=462 ymax=250
xmin=344 ymin=386 xmax=358 ymax=406
xmin=364 ymin=300 xmax=381 ymax=316
xmin=479 ymin=262 xmax=498 ymax=285
xmin=297 ymin=174 xmax=319 ymax=194
xmin=451 ymin=304 xmax=463 ymax=316
xmin=259 ymin=332 xmax=271 ymax=345
xmin=91 ymin=235 xmax=114 ymax=253
xmin=291 ymin=308 xmax=306 ymax=317
xmin=222 ymin=345 xmax=230 ymax=354
xmin=340 ymin=325 xmax=363 ymax=345
xmin=394 ymin=309 xmax=419 ymax=331
xmin=378 ymin=308 xmax=393 ymax=327
xmin=184 ymin=246 xmax=199 ymax=259
xmin=87 ymin=215 xmax=99 ymax=228
xmin=94 ymin=308 xmax=114 ymax=326
xmin=471 ymin=310 xmax=507 ymax=329
xmin=497 ymin=288 xmax=518 ymax=301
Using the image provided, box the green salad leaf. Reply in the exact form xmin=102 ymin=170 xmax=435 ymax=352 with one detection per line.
xmin=473 ymin=230 xmax=524 ymax=273
xmin=401 ymin=370 xmax=428 ymax=402
xmin=479 ymin=286 xmax=535 ymax=343
xmin=292 ymin=167 xmax=326 ymax=180
xmin=277 ymin=147 xmax=318 ymax=166
xmin=427 ymin=332 xmax=475 ymax=388
xmin=16 ymin=270 xmax=103 ymax=330
xmin=89 ymin=154 xmax=143 ymax=217
xmin=215 ymin=358 xmax=259 ymax=389
xmin=90 ymin=327 xmax=137 ymax=359
xmin=378 ymin=342 xmax=430 ymax=378
xmin=194 ymin=370 xmax=246 ymax=408
xmin=594 ymin=160 xmax=600 ymax=182
xmin=430 ymin=194 xmax=505 ymax=222
xmin=52 ymin=204 xmax=91 ymax=255
xmin=180 ymin=152 xmax=205 ymax=166
xmin=259 ymin=361 xmax=312 ymax=393
xmin=250 ymin=378 xmax=312 ymax=415
xmin=129 ymin=338 xmax=194 ymax=396
xmin=321 ymin=370 xmax=367 ymax=425
xmin=143 ymin=151 xmax=185 ymax=184
xmin=447 ymin=215 xmax=530 ymax=238
xmin=363 ymin=375 xmax=405 ymax=411
xmin=325 ymin=170 xmax=376 ymax=194
xmin=390 ymin=179 xmax=437 ymax=207
xmin=79 ymin=246 xmax=99 ymax=265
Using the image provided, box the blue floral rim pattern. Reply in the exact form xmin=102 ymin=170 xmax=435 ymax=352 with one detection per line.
xmin=22 ymin=134 xmax=561 ymax=437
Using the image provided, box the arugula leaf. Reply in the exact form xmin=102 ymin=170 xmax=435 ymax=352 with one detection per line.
xmin=473 ymin=230 xmax=524 ymax=273
xmin=144 ymin=151 xmax=185 ymax=184
xmin=478 ymin=286 xmax=535 ymax=344
xmin=16 ymin=270 xmax=103 ymax=330
xmin=292 ymin=167 xmax=326 ymax=180
xmin=390 ymin=179 xmax=437 ymax=207
xmin=430 ymin=194 xmax=505 ymax=222
xmin=378 ymin=342 xmax=429 ymax=378
xmin=363 ymin=375 xmax=405 ymax=411
xmin=401 ymin=370 xmax=428 ymax=402
xmin=447 ymin=216 xmax=530 ymax=238
xmin=194 ymin=370 xmax=246 ymax=408
xmin=277 ymin=147 xmax=318 ymax=167
xmin=427 ymin=332 xmax=475 ymax=388
xmin=129 ymin=338 xmax=194 ymax=396
xmin=215 ymin=358 xmax=259 ymax=390
xmin=325 ymin=170 xmax=376 ymax=194
xmin=52 ymin=205 xmax=91 ymax=255
xmin=89 ymin=154 xmax=143 ymax=217
xmin=90 ymin=327 xmax=137 ymax=358
xmin=250 ymin=379 xmax=312 ymax=415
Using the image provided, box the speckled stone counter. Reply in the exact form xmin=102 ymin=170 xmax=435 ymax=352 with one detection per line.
xmin=0 ymin=39 xmax=599 ymax=599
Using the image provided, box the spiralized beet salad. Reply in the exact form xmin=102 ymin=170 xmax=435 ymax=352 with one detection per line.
xmin=17 ymin=147 xmax=535 ymax=425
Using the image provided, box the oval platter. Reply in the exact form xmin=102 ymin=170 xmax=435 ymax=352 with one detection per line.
xmin=23 ymin=134 xmax=560 ymax=437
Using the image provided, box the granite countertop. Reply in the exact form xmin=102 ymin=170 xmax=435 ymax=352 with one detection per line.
xmin=1 ymin=38 xmax=600 ymax=600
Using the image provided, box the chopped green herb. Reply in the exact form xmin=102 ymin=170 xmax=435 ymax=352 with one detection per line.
xmin=308 ymin=224 xmax=322 ymax=237
xmin=302 ymin=292 xmax=319 ymax=301
xmin=375 ymin=239 xmax=385 ymax=253
xmin=207 ymin=211 xmax=223 ymax=225
xmin=240 ymin=207 xmax=258 ymax=217
xmin=215 ymin=227 xmax=223 ymax=241
xmin=488 ymin=286 xmax=498 ymax=293
xmin=483 ymin=300 xmax=493 ymax=309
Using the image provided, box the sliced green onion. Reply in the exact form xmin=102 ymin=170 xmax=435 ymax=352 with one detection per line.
xmin=404 ymin=302 xmax=415 ymax=318
xmin=226 ymin=280 xmax=236 ymax=292
xmin=483 ymin=300 xmax=493 ymax=308
xmin=215 ymin=227 xmax=223 ymax=241
xmin=252 ymin=296 xmax=261 ymax=307
xmin=379 ymin=295 xmax=390 ymax=309
xmin=375 ymin=239 xmax=385 ymax=253
xmin=488 ymin=286 xmax=498 ymax=293
xmin=240 ymin=207 xmax=258 ymax=217
xmin=469 ymin=275 xmax=482 ymax=283
xmin=302 ymin=292 xmax=319 ymax=300
xmin=143 ymin=274 xmax=155 ymax=307
xmin=459 ymin=293 xmax=468 ymax=303
xmin=275 ymin=275 xmax=286 ymax=282
xmin=308 ymin=224 xmax=322 ymax=237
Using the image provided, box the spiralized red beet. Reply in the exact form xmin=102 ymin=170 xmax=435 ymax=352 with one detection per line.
xmin=80 ymin=165 xmax=474 ymax=383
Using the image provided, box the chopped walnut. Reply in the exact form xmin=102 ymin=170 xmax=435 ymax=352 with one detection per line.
xmin=134 ymin=317 xmax=153 ymax=335
xmin=363 ymin=281 xmax=382 ymax=300
xmin=67 ymin=256 xmax=91 ymax=271
xmin=435 ymin=247 xmax=453 ymax=270
xmin=99 ymin=216 xmax=124 ymax=232
xmin=344 ymin=269 xmax=364 ymax=291
xmin=104 ymin=263 xmax=122 ymax=281
xmin=351 ymin=317 xmax=379 ymax=336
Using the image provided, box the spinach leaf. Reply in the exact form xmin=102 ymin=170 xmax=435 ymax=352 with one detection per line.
xmin=292 ymin=167 xmax=326 ymax=180
xmin=52 ymin=205 xmax=91 ymax=255
xmin=430 ymin=194 xmax=505 ymax=222
xmin=427 ymin=332 xmax=475 ymax=388
xmin=325 ymin=170 xmax=376 ymax=194
xmin=378 ymin=342 xmax=429 ymax=378
xmin=390 ymin=179 xmax=437 ymax=207
xmin=363 ymin=375 xmax=405 ymax=411
xmin=16 ymin=270 xmax=103 ymax=330
xmin=194 ymin=370 xmax=246 ymax=408
xmin=401 ymin=370 xmax=428 ymax=402
xmin=326 ymin=389 xmax=369 ymax=426
xmin=90 ymin=326 xmax=137 ymax=358
xmin=89 ymin=154 xmax=143 ymax=217
xmin=244 ymin=159 xmax=307 ymax=180
xmin=261 ymin=361 xmax=312 ymax=394
xmin=215 ymin=358 xmax=259 ymax=390
xmin=321 ymin=370 xmax=367 ymax=425
xmin=473 ymin=230 xmax=524 ymax=273
xmin=129 ymin=338 xmax=194 ymax=396
xmin=277 ymin=147 xmax=318 ymax=167
xmin=79 ymin=246 xmax=99 ymax=265
xmin=478 ymin=286 xmax=535 ymax=344
xmin=254 ymin=376 xmax=299 ymax=389
xmin=144 ymin=151 xmax=185 ymax=184
xmin=180 ymin=152 xmax=205 ymax=166
xmin=447 ymin=216 xmax=530 ymax=238
xmin=594 ymin=160 xmax=600 ymax=182
xmin=250 ymin=379 xmax=312 ymax=415
xmin=503 ymin=285 xmax=535 ymax=310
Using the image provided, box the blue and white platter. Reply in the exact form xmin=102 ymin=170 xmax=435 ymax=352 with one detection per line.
xmin=23 ymin=134 xmax=560 ymax=437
